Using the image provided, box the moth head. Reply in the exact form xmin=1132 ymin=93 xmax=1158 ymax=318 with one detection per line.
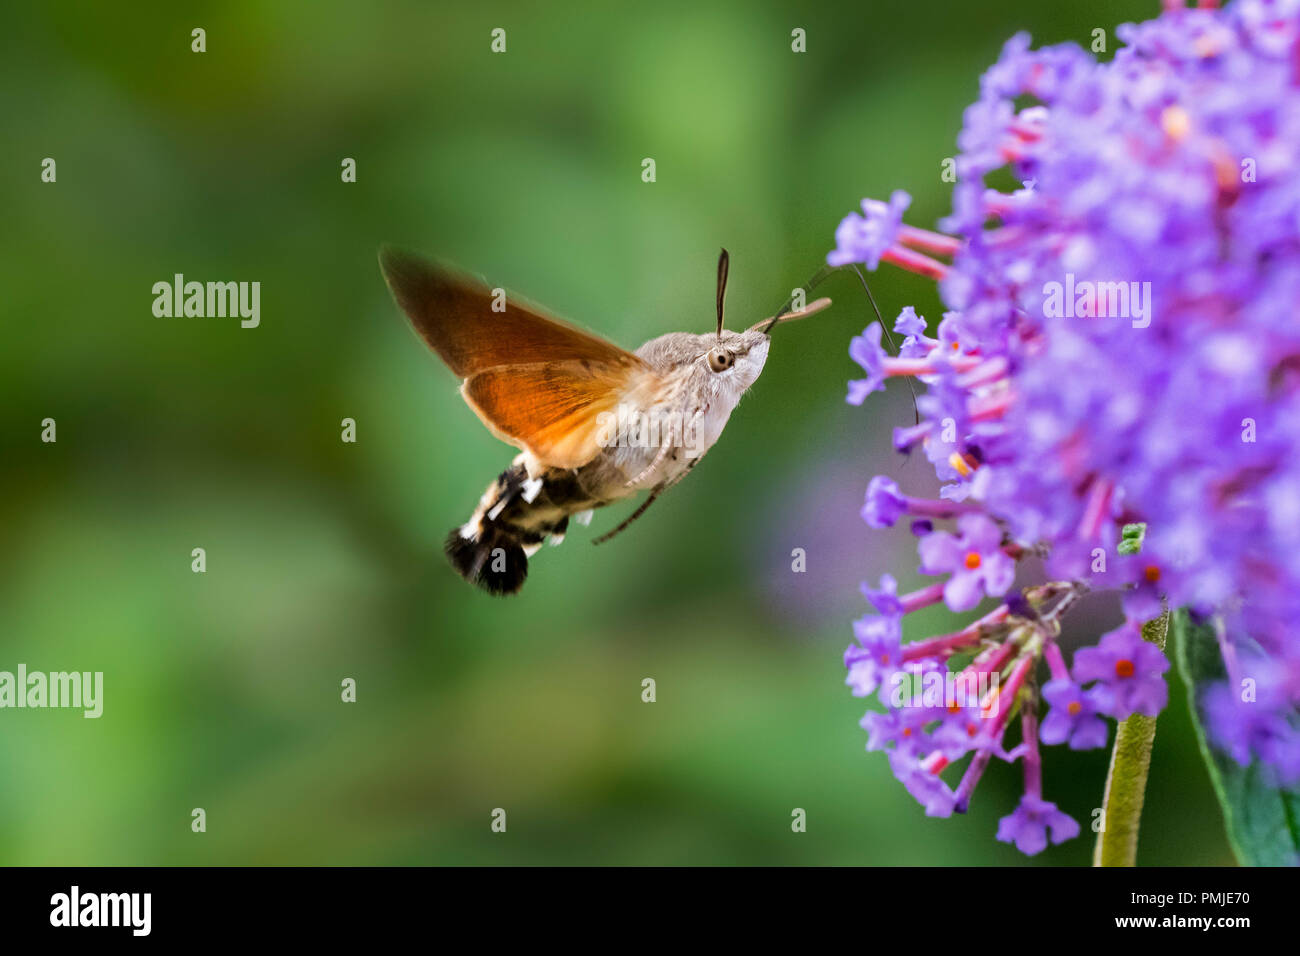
xmin=703 ymin=328 xmax=770 ymax=390
xmin=700 ymin=247 xmax=770 ymax=390
xmin=633 ymin=247 xmax=827 ymax=395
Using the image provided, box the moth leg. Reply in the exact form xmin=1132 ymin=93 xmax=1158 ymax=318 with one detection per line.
xmin=593 ymin=457 xmax=702 ymax=546
xmin=591 ymin=485 xmax=664 ymax=546
xmin=659 ymin=452 xmax=702 ymax=492
xmin=624 ymin=403 xmax=708 ymax=489
xmin=624 ymin=439 xmax=674 ymax=488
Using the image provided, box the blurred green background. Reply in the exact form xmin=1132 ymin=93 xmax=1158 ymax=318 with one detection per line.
xmin=1 ymin=0 xmax=1233 ymax=864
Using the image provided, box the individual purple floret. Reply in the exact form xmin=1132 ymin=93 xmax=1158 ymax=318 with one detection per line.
xmin=1039 ymin=679 xmax=1110 ymax=751
xmin=917 ymin=514 xmax=1016 ymax=612
xmin=844 ymin=615 xmax=902 ymax=697
xmin=828 ymin=190 xmax=911 ymax=270
xmin=1073 ymin=623 xmax=1170 ymax=719
xmin=996 ymin=795 xmax=1081 ymax=856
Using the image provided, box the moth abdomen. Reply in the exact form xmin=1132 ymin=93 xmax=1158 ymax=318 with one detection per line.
xmin=446 ymin=464 xmax=599 ymax=595
xmin=444 ymin=523 xmax=529 ymax=595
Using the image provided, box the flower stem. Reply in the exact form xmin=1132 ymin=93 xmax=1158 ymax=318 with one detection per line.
xmin=1092 ymin=608 xmax=1170 ymax=867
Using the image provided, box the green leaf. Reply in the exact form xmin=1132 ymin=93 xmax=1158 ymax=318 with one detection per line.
xmin=1172 ymin=608 xmax=1300 ymax=866
xmin=1117 ymin=522 xmax=1146 ymax=556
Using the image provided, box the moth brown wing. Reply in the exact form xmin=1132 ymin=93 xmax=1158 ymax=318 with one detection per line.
xmin=378 ymin=246 xmax=646 ymax=378
xmin=462 ymin=360 xmax=660 ymax=471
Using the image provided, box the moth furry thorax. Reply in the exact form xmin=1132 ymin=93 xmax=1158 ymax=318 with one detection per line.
xmin=632 ymin=328 xmax=771 ymax=466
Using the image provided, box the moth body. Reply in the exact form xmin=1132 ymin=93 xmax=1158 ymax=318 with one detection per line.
xmin=379 ymin=247 xmax=827 ymax=595
xmin=445 ymin=328 xmax=770 ymax=593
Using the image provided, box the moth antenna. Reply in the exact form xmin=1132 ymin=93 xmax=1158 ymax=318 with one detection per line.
xmin=757 ymin=259 xmax=917 ymax=424
xmin=846 ymin=263 xmax=920 ymax=426
xmin=758 ymin=264 xmax=836 ymax=334
xmin=715 ymin=248 xmax=730 ymax=339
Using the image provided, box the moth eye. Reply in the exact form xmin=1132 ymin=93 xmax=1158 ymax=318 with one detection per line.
xmin=707 ymin=347 xmax=733 ymax=372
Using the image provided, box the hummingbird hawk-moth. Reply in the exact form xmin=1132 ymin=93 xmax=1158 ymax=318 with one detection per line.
xmin=379 ymin=247 xmax=831 ymax=595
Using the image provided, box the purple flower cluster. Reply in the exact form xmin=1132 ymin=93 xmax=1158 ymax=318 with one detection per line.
xmin=833 ymin=0 xmax=1300 ymax=850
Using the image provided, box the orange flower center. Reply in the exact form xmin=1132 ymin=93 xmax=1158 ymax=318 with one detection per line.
xmin=948 ymin=452 xmax=975 ymax=478
xmin=964 ymin=551 xmax=982 ymax=570
xmin=1161 ymin=105 xmax=1191 ymax=141
xmin=1144 ymin=565 xmax=1161 ymax=583
xmin=1067 ymin=701 xmax=1082 ymax=716
xmin=1115 ymin=659 xmax=1135 ymax=679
